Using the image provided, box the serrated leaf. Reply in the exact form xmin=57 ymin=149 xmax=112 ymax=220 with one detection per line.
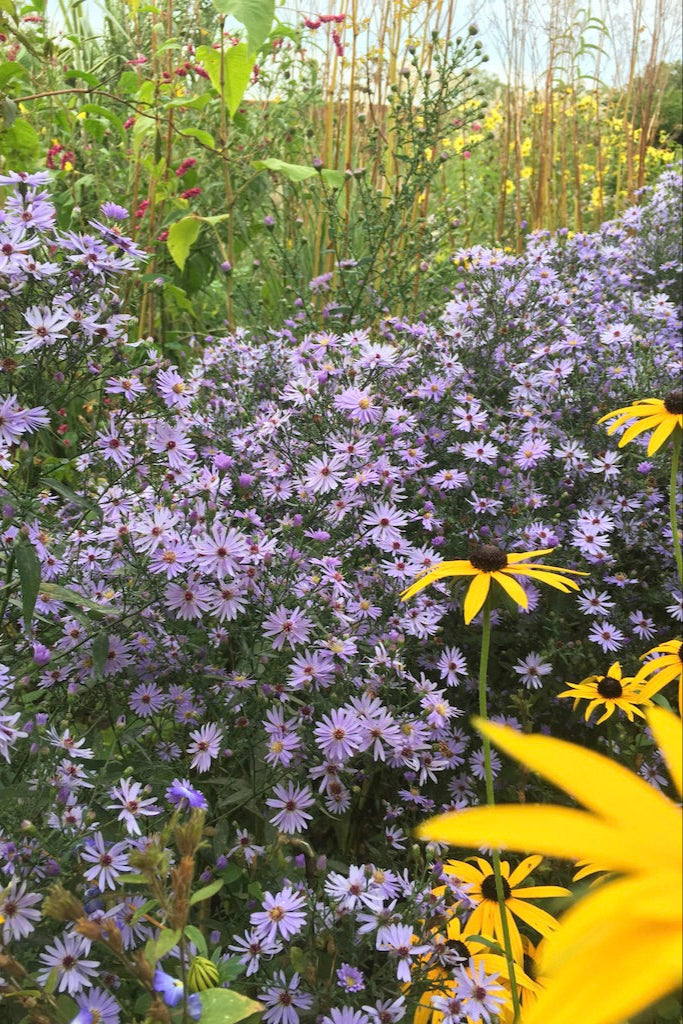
xmin=199 ymin=988 xmax=263 ymax=1024
xmin=210 ymin=0 xmax=274 ymax=54
xmin=167 ymin=216 xmax=202 ymax=271
xmin=144 ymin=927 xmax=181 ymax=966
xmin=15 ymin=540 xmax=40 ymax=625
xmin=184 ymin=924 xmax=208 ymax=957
xmin=189 ymin=878 xmax=223 ymax=905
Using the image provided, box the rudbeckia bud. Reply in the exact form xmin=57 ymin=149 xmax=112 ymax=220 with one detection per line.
xmin=187 ymin=954 xmax=220 ymax=992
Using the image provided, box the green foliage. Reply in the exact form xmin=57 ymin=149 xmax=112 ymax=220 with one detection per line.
xmin=199 ymin=988 xmax=263 ymax=1024
xmin=210 ymin=0 xmax=275 ymax=54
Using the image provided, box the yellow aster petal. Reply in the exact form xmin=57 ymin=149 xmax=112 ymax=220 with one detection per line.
xmin=473 ymin=717 xmax=676 ymax=834
xmin=647 ymin=706 xmax=682 ymax=798
xmin=647 ymin=414 xmax=678 ymax=454
xmin=400 ymin=559 xmax=476 ymax=601
xmin=492 ymin=570 xmax=528 ymax=610
xmin=417 ymin=805 xmax=648 ymax=872
xmin=463 ymin=572 xmax=491 ymax=624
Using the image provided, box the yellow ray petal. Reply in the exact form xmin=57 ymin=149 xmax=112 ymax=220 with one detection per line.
xmin=598 ymin=399 xmax=660 ymax=424
xmin=416 ymin=805 xmax=651 ymax=871
xmin=506 ymin=548 xmax=555 ymax=562
xmin=508 ymin=854 xmax=542 ymax=887
xmin=506 ymin=896 xmax=562 ymax=937
xmin=400 ymin=560 xmax=477 ymax=600
xmin=463 ymin=572 xmax=491 ymax=624
xmin=493 ymin=570 xmax=528 ymax=610
xmin=505 ymin=567 xmax=578 ymax=591
xmin=617 ymin=412 xmax=664 ymax=447
xmin=647 ymin=414 xmax=678 ymax=454
xmin=474 ymin=718 xmax=675 ymax=832
xmin=511 ymin=885 xmax=571 ymax=900
xmin=526 ymin=914 xmax=682 ymax=1024
xmin=647 ymin=707 xmax=682 ymax=798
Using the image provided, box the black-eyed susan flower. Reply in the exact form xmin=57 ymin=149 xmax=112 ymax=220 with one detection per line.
xmin=599 ymin=389 xmax=683 ymax=455
xmin=401 ymin=544 xmax=586 ymax=624
xmin=636 ymin=638 xmax=682 ymax=714
xmin=415 ymin=708 xmax=683 ymax=1024
xmin=441 ymin=855 xmax=569 ymax=968
xmin=557 ymin=661 xmax=653 ymax=723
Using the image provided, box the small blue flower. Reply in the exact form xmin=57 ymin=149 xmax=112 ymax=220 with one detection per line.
xmin=166 ymin=778 xmax=208 ymax=811
xmin=153 ymin=966 xmax=184 ymax=1007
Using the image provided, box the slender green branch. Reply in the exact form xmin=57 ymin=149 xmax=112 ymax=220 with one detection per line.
xmin=671 ymin=431 xmax=682 ymax=584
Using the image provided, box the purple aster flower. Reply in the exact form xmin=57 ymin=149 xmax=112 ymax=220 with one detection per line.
xmin=81 ymin=831 xmax=131 ymax=891
xmin=512 ymin=652 xmax=553 ymax=690
xmin=587 ymin=619 xmax=626 ymax=653
xmin=377 ymin=923 xmax=429 ymax=982
xmin=228 ymin=928 xmax=283 ymax=976
xmin=1 ymin=879 xmax=42 ymax=941
xmin=166 ymin=778 xmax=208 ymax=810
xmin=577 ymin=587 xmax=615 ymax=616
xmin=192 ymin=522 xmax=249 ymax=576
xmin=456 ymin=961 xmax=506 ymax=1022
xmin=334 ymin=386 xmax=382 ymax=424
xmin=259 ymin=970 xmax=313 ymax=1024
xmin=313 ymin=707 xmax=362 ymax=762
xmin=73 ymin=987 xmax=121 ymax=1024
xmin=250 ymin=885 xmax=307 ymax=942
xmin=336 ymin=963 xmax=366 ymax=992
xmin=129 ymin=682 xmax=166 ymax=717
xmin=164 ymin=580 xmax=214 ymax=620
xmin=266 ymin=781 xmax=315 ymax=833
xmin=363 ymin=996 xmax=406 ymax=1024
xmin=16 ymin=304 xmax=71 ymax=353
xmin=187 ymin=722 xmax=222 ymax=772
xmin=100 ymin=201 xmax=129 ymax=221
xmin=38 ymin=933 xmax=100 ymax=995
xmin=227 ymin=828 xmax=265 ymax=865
xmin=107 ymin=778 xmax=161 ymax=836
xmin=361 ymin=502 xmax=409 ymax=550
xmin=156 ymin=366 xmax=193 ymax=410
xmin=322 ymin=1011 xmax=370 ymax=1024
xmin=262 ymin=605 xmax=314 ymax=650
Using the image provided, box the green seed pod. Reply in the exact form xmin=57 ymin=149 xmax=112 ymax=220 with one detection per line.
xmin=187 ymin=954 xmax=220 ymax=992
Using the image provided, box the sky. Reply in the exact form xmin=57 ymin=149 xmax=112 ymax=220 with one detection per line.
xmin=44 ymin=0 xmax=683 ymax=88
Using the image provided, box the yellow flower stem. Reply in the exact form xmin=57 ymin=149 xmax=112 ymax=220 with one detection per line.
xmin=478 ymin=601 xmax=521 ymax=1022
xmin=671 ymin=431 xmax=682 ymax=584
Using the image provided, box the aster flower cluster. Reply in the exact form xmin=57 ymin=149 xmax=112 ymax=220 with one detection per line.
xmin=0 ymin=168 xmax=681 ymax=1019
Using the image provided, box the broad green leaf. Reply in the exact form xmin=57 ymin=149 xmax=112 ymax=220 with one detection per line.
xmin=321 ymin=168 xmax=345 ymax=188
xmin=64 ymin=68 xmax=100 ymax=87
xmin=91 ymin=631 xmax=109 ymax=677
xmin=184 ymin=924 xmax=208 ymax=957
xmin=199 ymin=988 xmax=263 ymax=1024
xmin=200 ymin=214 xmax=230 ymax=225
xmin=81 ymin=103 xmax=125 ymax=137
xmin=164 ymin=282 xmax=196 ymax=315
xmin=167 ymin=216 xmax=202 ymax=271
xmin=164 ymin=93 xmax=212 ymax=111
xmin=130 ymin=898 xmax=158 ymax=925
xmin=0 ymin=118 xmax=40 ymax=160
xmin=144 ymin=927 xmax=181 ymax=966
xmin=15 ymin=540 xmax=40 ymax=625
xmin=0 ymin=95 xmax=17 ymax=129
xmin=189 ymin=878 xmax=223 ymax=905
xmin=0 ymin=59 xmax=29 ymax=88
xmin=253 ymin=157 xmax=317 ymax=182
xmin=118 ymin=70 xmax=139 ymax=94
xmin=210 ymin=0 xmax=274 ymax=54
xmin=44 ymin=477 xmax=100 ymax=517
xmin=195 ymin=43 xmax=251 ymax=118
xmin=180 ymin=126 xmax=215 ymax=148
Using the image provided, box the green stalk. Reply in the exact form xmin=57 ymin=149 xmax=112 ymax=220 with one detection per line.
xmin=671 ymin=430 xmax=682 ymax=585
xmin=478 ymin=601 xmax=522 ymax=1022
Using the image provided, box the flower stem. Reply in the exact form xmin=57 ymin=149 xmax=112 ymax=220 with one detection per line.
xmin=478 ymin=602 xmax=522 ymax=1023
xmin=671 ymin=430 xmax=682 ymax=585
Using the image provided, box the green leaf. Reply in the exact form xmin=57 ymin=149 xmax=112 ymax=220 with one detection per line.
xmin=0 ymin=118 xmax=40 ymax=160
xmin=81 ymin=103 xmax=125 ymax=137
xmin=210 ymin=0 xmax=274 ymax=54
xmin=39 ymin=582 xmax=121 ymax=616
xmin=195 ymin=43 xmax=251 ymax=118
xmin=184 ymin=924 xmax=208 ymax=957
xmin=321 ymin=168 xmax=345 ymax=188
xmin=189 ymin=878 xmax=223 ymax=905
xmin=130 ymin=898 xmax=158 ymax=925
xmin=164 ymin=282 xmax=196 ymax=315
xmin=0 ymin=59 xmax=29 ymax=89
xmin=44 ymin=477 xmax=100 ymax=517
xmin=91 ymin=631 xmax=109 ymax=677
xmin=0 ymin=95 xmax=16 ymax=128
xmin=118 ymin=70 xmax=139 ymax=94
xmin=253 ymin=157 xmax=317 ymax=181
xmin=180 ymin=126 xmax=215 ymax=148
xmin=199 ymin=988 xmax=263 ymax=1024
xmin=63 ymin=68 xmax=100 ymax=87
xmin=15 ymin=540 xmax=40 ymax=625
xmin=167 ymin=216 xmax=202 ymax=271
xmin=144 ymin=927 xmax=181 ymax=966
